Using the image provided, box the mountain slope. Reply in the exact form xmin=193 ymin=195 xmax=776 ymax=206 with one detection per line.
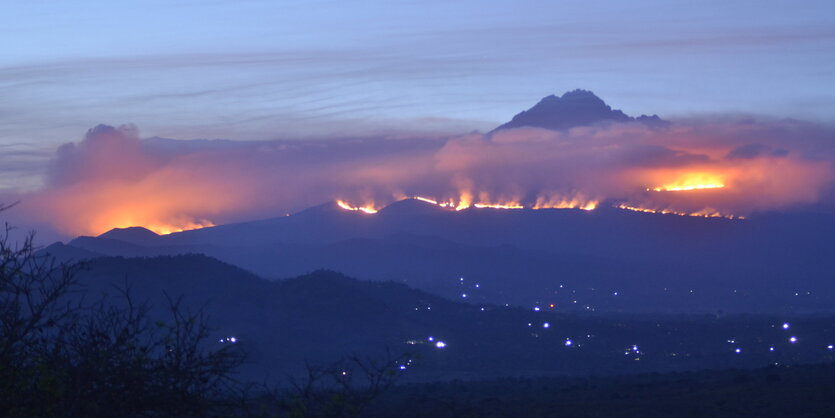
xmin=493 ymin=89 xmax=667 ymax=132
xmin=68 ymin=255 xmax=835 ymax=384
xmin=52 ymin=199 xmax=835 ymax=314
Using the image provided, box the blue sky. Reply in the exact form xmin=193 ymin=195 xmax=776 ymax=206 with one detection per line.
xmin=2 ymin=0 xmax=835 ymax=189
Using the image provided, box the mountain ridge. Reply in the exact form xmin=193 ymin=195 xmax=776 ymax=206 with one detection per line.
xmin=493 ymin=89 xmax=667 ymax=132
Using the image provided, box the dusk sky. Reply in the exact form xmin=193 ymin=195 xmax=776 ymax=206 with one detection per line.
xmin=3 ymin=0 xmax=835 ymax=240
xmin=4 ymin=1 xmax=835 ymax=144
xmin=8 ymin=3 xmax=835 ymax=407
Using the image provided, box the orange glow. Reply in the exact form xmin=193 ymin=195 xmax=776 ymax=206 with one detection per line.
xmin=532 ymin=194 xmax=598 ymax=211
xmin=412 ymin=196 xmax=439 ymax=205
xmin=354 ymin=194 xmax=603 ymax=212
xmin=648 ymin=172 xmax=726 ymax=192
xmin=616 ymin=204 xmax=744 ymax=220
xmin=455 ymin=191 xmax=473 ymax=211
xmin=474 ymin=202 xmax=524 ymax=209
xmin=142 ymin=221 xmax=215 ymax=235
xmin=336 ymin=200 xmax=379 ymax=214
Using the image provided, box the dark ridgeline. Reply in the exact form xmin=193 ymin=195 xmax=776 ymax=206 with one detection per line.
xmin=49 ymin=198 xmax=835 ymax=314
xmin=48 ymin=255 xmax=835 ymax=383
xmin=491 ymin=89 xmax=667 ymax=132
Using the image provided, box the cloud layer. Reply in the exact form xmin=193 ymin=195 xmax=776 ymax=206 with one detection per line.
xmin=6 ymin=118 xmax=835 ymax=238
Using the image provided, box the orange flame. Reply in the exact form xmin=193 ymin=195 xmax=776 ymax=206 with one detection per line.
xmin=473 ymin=203 xmax=524 ymax=209
xmin=339 ymin=193 xmax=603 ymax=213
xmin=336 ymin=200 xmax=379 ymax=214
xmin=142 ymin=221 xmax=215 ymax=235
xmin=532 ymin=193 xmax=599 ymax=211
xmin=616 ymin=204 xmax=744 ymax=220
xmin=648 ymin=172 xmax=726 ymax=192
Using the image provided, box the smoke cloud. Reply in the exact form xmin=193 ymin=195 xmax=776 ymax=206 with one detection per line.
xmin=7 ymin=118 xmax=835 ymax=237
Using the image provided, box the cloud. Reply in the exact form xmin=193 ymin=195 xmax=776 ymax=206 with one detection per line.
xmin=4 ymin=117 xmax=835 ymax=238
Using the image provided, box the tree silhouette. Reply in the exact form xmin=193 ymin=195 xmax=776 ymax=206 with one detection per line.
xmin=0 ymin=204 xmax=244 ymax=417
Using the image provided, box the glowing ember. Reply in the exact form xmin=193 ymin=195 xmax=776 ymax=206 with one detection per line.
xmin=336 ymin=200 xmax=378 ymax=214
xmin=616 ymin=204 xmax=744 ymax=220
xmin=648 ymin=173 xmax=726 ymax=192
xmin=412 ymin=196 xmax=440 ymax=205
xmin=409 ymin=194 xmax=599 ymax=211
xmin=651 ymin=184 xmax=725 ymax=192
xmin=474 ymin=203 xmax=524 ymax=209
xmin=144 ymin=221 xmax=215 ymax=235
xmin=533 ymin=197 xmax=598 ymax=211
xmin=455 ymin=191 xmax=473 ymax=211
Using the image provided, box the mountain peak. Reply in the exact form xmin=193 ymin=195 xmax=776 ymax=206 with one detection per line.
xmin=493 ymin=90 xmax=667 ymax=132
xmin=98 ymin=226 xmax=160 ymax=246
xmin=377 ymin=197 xmax=449 ymax=217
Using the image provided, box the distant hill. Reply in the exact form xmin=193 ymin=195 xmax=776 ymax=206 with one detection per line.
xmin=47 ymin=198 xmax=835 ymax=314
xmin=98 ymin=226 xmax=160 ymax=245
xmin=492 ymin=89 xmax=667 ymax=132
xmin=66 ymin=254 xmax=835 ymax=384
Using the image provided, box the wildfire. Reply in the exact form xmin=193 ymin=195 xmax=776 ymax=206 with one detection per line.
xmin=473 ymin=203 xmax=524 ymax=209
xmin=616 ymin=204 xmax=744 ymax=220
xmin=336 ymin=194 xmax=600 ymax=213
xmin=143 ymin=221 xmax=215 ymax=235
xmin=336 ymin=200 xmax=379 ymax=214
xmin=648 ymin=172 xmax=726 ymax=192
xmin=532 ymin=194 xmax=598 ymax=211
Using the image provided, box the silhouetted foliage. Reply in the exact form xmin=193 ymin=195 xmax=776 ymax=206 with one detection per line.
xmin=246 ymin=350 xmax=410 ymax=418
xmin=0 ymin=207 xmax=244 ymax=417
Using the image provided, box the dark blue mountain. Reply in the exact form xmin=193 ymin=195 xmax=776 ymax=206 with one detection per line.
xmin=67 ymin=255 xmax=835 ymax=383
xmin=46 ymin=198 xmax=835 ymax=314
xmin=492 ymin=89 xmax=667 ymax=132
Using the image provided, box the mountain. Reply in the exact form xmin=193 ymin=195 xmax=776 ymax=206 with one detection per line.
xmin=68 ymin=254 xmax=835 ymax=384
xmin=47 ymin=199 xmax=835 ymax=314
xmin=492 ymin=89 xmax=667 ymax=132
xmin=98 ymin=226 xmax=160 ymax=245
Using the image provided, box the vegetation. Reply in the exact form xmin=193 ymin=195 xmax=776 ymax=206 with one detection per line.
xmin=0 ymin=207 xmax=244 ymax=416
xmin=0 ymin=206 xmax=408 ymax=417
xmin=366 ymin=363 xmax=835 ymax=417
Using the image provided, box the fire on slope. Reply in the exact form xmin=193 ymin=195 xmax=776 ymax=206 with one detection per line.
xmin=335 ymin=179 xmax=744 ymax=220
xmin=647 ymin=172 xmax=726 ymax=192
xmin=336 ymin=200 xmax=379 ymax=214
xmin=616 ymin=204 xmax=744 ymax=220
xmin=337 ymin=191 xmax=599 ymax=214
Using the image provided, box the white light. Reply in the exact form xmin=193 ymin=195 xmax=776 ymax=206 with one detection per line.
xmin=428 ymin=336 xmax=434 ymax=342
xmin=769 ymin=347 xmax=775 ymax=352
xmin=789 ymin=336 xmax=798 ymax=343
xmin=632 ymin=345 xmax=639 ymax=351
xmin=475 ymin=284 xmax=480 ymax=288
xmin=565 ymin=339 xmax=573 ymax=346
xmin=613 ymin=292 xmax=618 ymax=296
xmin=782 ymin=322 xmax=790 ymax=330
xmin=735 ymin=348 xmax=742 ymax=354
xmin=533 ymin=306 xmax=540 ymax=312
xmin=399 ymin=365 xmax=407 ymax=370
xmin=435 ymin=341 xmax=447 ymax=348
xmin=828 ymin=345 xmax=833 ymax=350
xmin=229 ymin=337 xmax=237 ymax=343
xmin=480 ymin=307 xmax=485 ymax=311
xmin=461 ymin=293 xmax=467 ymax=298
xmin=543 ymin=322 xmax=550 ymax=328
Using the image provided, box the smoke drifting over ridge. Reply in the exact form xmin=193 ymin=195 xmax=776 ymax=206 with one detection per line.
xmin=7 ymin=115 xmax=835 ymax=237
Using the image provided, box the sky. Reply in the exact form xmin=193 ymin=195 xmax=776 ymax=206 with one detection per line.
xmin=2 ymin=0 xmax=835 ymax=240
